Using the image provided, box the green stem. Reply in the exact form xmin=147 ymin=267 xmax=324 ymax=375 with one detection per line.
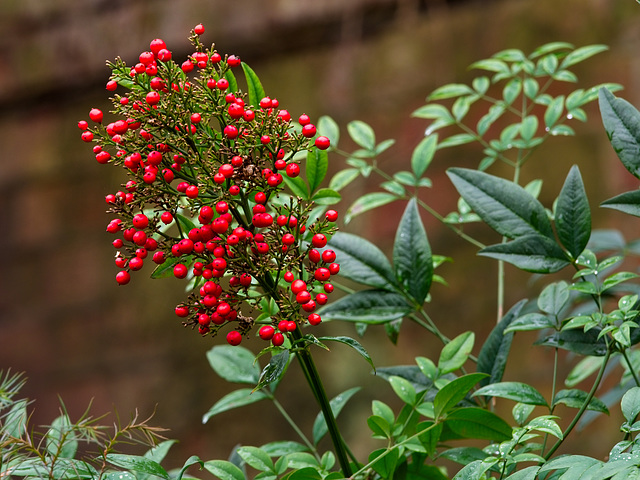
xmin=290 ymin=328 xmax=353 ymax=476
xmin=541 ymin=347 xmax=559 ymax=454
xmin=543 ymin=347 xmax=612 ymax=460
xmin=268 ymin=394 xmax=319 ymax=460
xmin=621 ymin=349 xmax=640 ymax=387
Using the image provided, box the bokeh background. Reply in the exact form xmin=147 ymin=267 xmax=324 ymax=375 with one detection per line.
xmin=2 ymin=0 xmax=640 ymax=472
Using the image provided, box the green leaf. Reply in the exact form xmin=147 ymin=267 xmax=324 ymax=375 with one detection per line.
xmin=207 ymin=345 xmax=260 ymax=384
xmin=523 ymin=78 xmax=540 ymax=99
xmin=393 ymin=198 xmax=433 ymax=305
xmin=306 ymin=148 xmax=329 ymax=194
xmin=347 ymin=120 xmax=376 ymax=151
xmin=367 ymin=416 xmax=392 ymax=438
xmin=282 ymin=174 xmax=309 ymax=199
xmin=445 ymin=408 xmax=512 ymax=441
xmin=473 ymin=382 xmax=548 ymax=406
xmin=453 ymin=459 xmax=499 ymax=480
xmin=311 ymin=188 xmax=341 ymax=205
xmin=556 ymin=165 xmax=591 ymax=259
xmin=255 ymin=350 xmax=290 ymax=391
xmin=520 ymin=115 xmax=539 ymax=142
xmin=621 ymin=387 xmax=640 ymax=424
xmin=318 ymin=289 xmax=413 ymax=324
xmin=473 ymin=76 xmax=490 ymax=95
xmin=106 ymin=454 xmax=170 ymax=480
xmin=4 ymin=399 xmax=27 ymax=438
xmin=412 ymin=104 xmax=455 ymax=122
xmin=312 ymin=387 xmax=360 ymax=445
xmin=560 ymin=44 xmax=608 ymax=69
xmin=327 ymin=232 xmax=397 ymax=289
xmin=224 ymin=70 xmax=238 ymax=94
xmin=204 ymin=460 xmax=246 ymax=480
xmin=346 ymin=192 xmax=398 ymax=223
xmin=428 ymin=83 xmax=474 ymax=100
xmin=526 ymin=416 xmax=563 ymax=438
xmin=329 ymin=168 xmax=360 ymax=192
xmin=447 ymin=168 xmax=554 ymax=239
xmin=369 ymin=447 xmax=400 ymax=479
xmin=544 ymin=95 xmax=565 ymax=128
xmin=176 ymin=456 xmax=204 ymax=480
xmin=439 ymin=332 xmax=475 ymax=375
xmin=503 ymin=77 xmax=522 ymax=105
xmin=477 ymin=104 xmax=506 ymax=136
xmin=389 ymin=376 xmax=417 ymax=405
xmin=504 ymin=466 xmax=540 ymax=480
xmin=46 ymin=413 xmax=78 ymax=459
xmin=599 ymin=88 xmax=640 ymax=179
xmin=203 ymin=389 xmax=269 ymax=423
xmin=286 ymin=467 xmax=323 ymax=480
xmin=318 ymin=115 xmax=340 ymax=146
xmin=536 ymin=328 xmax=608 ymax=356
xmin=411 ymin=135 xmax=438 ymax=178
xmin=565 ymin=355 xmax=604 ymax=387
xmin=505 ymin=312 xmax=555 ymax=332
xmin=601 ymin=190 xmax=640 ymax=217
xmin=552 ymin=389 xmax=609 ymax=414
xmin=318 ymin=336 xmax=375 ymax=371
xmin=529 ymin=42 xmax=573 ymax=59
xmin=434 ymin=373 xmax=488 ymax=420
xmin=237 ymin=446 xmax=274 ymax=472
xmin=241 ymin=63 xmax=266 ymax=109
xmin=151 ymin=253 xmax=192 ymax=279
xmin=372 ymin=400 xmax=395 ymax=426
xmin=260 ymin=441 xmax=308 ymax=457
xmin=538 ymin=281 xmax=570 ymax=316
xmin=437 ymin=133 xmax=476 ymax=149
xmin=477 ymin=300 xmax=526 ymax=386
xmin=479 ymin=234 xmax=570 ymax=273
xmin=470 ymin=58 xmax=510 ymax=73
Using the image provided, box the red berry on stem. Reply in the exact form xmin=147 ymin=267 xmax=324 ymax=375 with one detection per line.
xmin=89 ymin=108 xmax=103 ymax=123
xmin=227 ymin=331 xmax=242 ymax=346
xmin=194 ymin=23 xmax=205 ymax=35
xmin=116 ymin=271 xmax=130 ymax=285
xmin=315 ymin=136 xmax=330 ymax=150
xmin=259 ymin=325 xmax=275 ymax=340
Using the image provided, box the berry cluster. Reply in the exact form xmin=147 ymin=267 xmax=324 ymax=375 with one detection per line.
xmin=80 ymin=25 xmax=338 ymax=346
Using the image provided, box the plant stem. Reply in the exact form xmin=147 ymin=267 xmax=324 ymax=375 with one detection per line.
xmin=290 ymin=328 xmax=353 ymax=477
xmin=621 ymin=349 xmax=640 ymax=387
xmin=269 ymin=394 xmax=319 ymax=459
xmin=543 ymin=347 xmax=612 ymax=460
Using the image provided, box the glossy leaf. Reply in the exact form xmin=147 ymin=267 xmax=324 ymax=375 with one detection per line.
xmin=536 ymin=328 xmax=608 ymax=356
xmin=453 ymin=459 xmax=498 ymax=480
xmin=599 ymin=88 xmax=640 ymax=179
xmin=544 ymin=95 xmax=565 ymax=128
xmin=556 ymin=165 xmax=591 ymax=258
xmin=411 ymin=135 xmax=438 ymax=178
xmin=505 ymin=312 xmax=555 ymax=332
xmin=347 ymin=120 xmax=376 ymax=151
xmin=203 ymin=389 xmax=269 ymax=423
xmin=46 ymin=413 xmax=77 ymax=459
xmin=538 ymin=281 xmax=570 ymax=316
xmin=477 ymin=300 xmax=526 ymax=386
xmin=106 ymin=454 xmax=170 ymax=480
xmin=207 ymin=345 xmax=260 ymax=384
xmin=282 ymin=175 xmax=309 ymax=199
xmin=369 ymin=447 xmax=400 ymax=479
xmin=255 ymin=350 xmax=290 ymax=391
xmin=621 ymin=387 xmax=640 ymax=424
xmin=479 ymin=234 xmax=570 ymax=273
xmin=204 ymin=460 xmax=246 ymax=480
xmin=389 ymin=376 xmax=417 ymax=405
xmin=439 ymin=332 xmax=475 ymax=375
xmin=473 ymin=382 xmax=548 ymax=406
xmin=376 ymin=365 xmax=433 ymax=392
xmin=560 ymin=44 xmax=608 ymax=69
xmin=434 ymin=373 xmax=488 ymax=420
xmin=311 ymin=188 xmax=341 ymax=205
xmin=4 ymin=399 xmax=27 ymax=438
xmin=237 ymin=446 xmax=274 ymax=472
xmin=329 ymin=168 xmax=360 ymax=191
xmin=306 ymin=148 xmax=328 ymax=194
xmin=241 ymin=63 xmax=265 ymax=109
xmin=447 ymin=168 xmax=554 ymax=239
xmin=259 ymin=441 xmax=308 ymax=457
xmin=552 ymin=389 xmax=609 ymax=414
xmin=393 ymin=198 xmax=433 ymax=305
xmin=318 ymin=336 xmax=375 ymax=371
xmin=318 ymin=289 xmax=412 ymax=324
xmin=438 ymin=133 xmax=476 ymax=149
xmin=346 ymin=192 xmax=398 ymax=223
xmin=601 ymin=190 xmax=640 ymax=217
xmin=445 ymin=408 xmax=512 ymax=441
xmin=286 ymin=467 xmax=323 ymax=480
xmin=428 ymin=83 xmax=474 ymax=100
xmin=327 ymin=232 xmax=397 ymax=289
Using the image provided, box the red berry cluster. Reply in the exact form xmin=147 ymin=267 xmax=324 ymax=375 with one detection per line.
xmin=80 ymin=25 xmax=337 ymax=347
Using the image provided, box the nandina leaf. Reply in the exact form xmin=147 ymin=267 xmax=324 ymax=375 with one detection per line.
xmin=317 ymin=290 xmax=412 ymax=324
xmin=203 ymin=460 xmax=245 ymax=480
xmin=552 ymin=389 xmax=609 ymax=414
xmin=434 ymin=373 xmax=488 ymax=420
xmin=473 ymin=382 xmax=548 ymax=407
xmin=439 ymin=331 xmax=475 ymax=375
xmin=202 ymin=389 xmax=269 ymax=423
xmin=206 ymin=345 xmax=261 ymax=384
xmin=255 ymin=350 xmax=290 ymax=391
xmin=311 ymin=188 xmax=341 ymax=205
xmin=447 ymin=168 xmax=554 ymax=240
xmin=560 ymin=44 xmax=608 ymax=69
xmin=411 ymin=134 xmax=438 ymax=178
xmin=444 ymin=408 xmax=512 ymax=441
xmin=535 ymin=328 xmax=608 ymax=356
xmin=327 ymin=232 xmax=397 ymax=289
xmin=106 ymin=454 xmax=170 ymax=480
xmin=599 ymin=88 xmax=640 ymax=179
xmin=306 ymin=148 xmax=329 ymax=194
xmin=556 ymin=165 xmax=591 ymax=259
xmin=176 ymin=456 xmax=204 ymax=480
xmin=479 ymin=234 xmax=570 ymax=273
xmin=236 ymin=446 xmax=274 ymax=473
xmin=224 ymin=70 xmax=238 ymax=95
xmin=312 ymin=387 xmax=361 ymax=445
xmin=281 ymin=174 xmax=309 ymax=199
xmin=347 ymin=120 xmax=376 ymax=151
xmin=393 ymin=198 xmax=433 ymax=306
xmin=345 ymin=192 xmax=397 ymax=223
xmin=477 ymin=299 xmax=526 ymax=387
xmin=46 ymin=413 xmax=77 ymax=459
xmin=241 ymin=63 xmax=265 ymax=109
xmin=601 ymin=189 xmax=640 ymax=217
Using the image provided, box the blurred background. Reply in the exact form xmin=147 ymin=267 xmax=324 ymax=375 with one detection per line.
xmin=2 ymin=0 xmax=640 ymax=472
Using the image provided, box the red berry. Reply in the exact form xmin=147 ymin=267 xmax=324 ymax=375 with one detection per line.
xmin=150 ymin=38 xmax=167 ymax=54
xmin=89 ymin=108 xmax=103 ymax=123
xmin=308 ymin=314 xmax=322 ymax=325
xmin=227 ymin=331 xmax=242 ymax=346
xmin=284 ymin=271 xmax=294 ymax=282
xmin=302 ymin=124 xmax=317 ymax=138
xmin=106 ymin=80 xmax=118 ymax=91
xmin=161 ymin=211 xmax=173 ymax=224
xmin=272 ymin=333 xmax=285 ymax=347
xmin=146 ymin=91 xmax=160 ymax=105
xmin=315 ymin=136 xmax=330 ymax=150
xmin=175 ymin=305 xmax=189 ymax=317
xmin=194 ymin=23 xmax=205 ymax=35
xmin=186 ymin=185 xmax=199 ymax=198
xmin=312 ymin=233 xmax=327 ymax=248
xmin=115 ymin=271 xmax=130 ymax=285
xmin=324 ymin=283 xmax=334 ymax=293
xmin=81 ymin=131 xmax=94 ymax=142
xmin=129 ymin=257 xmax=144 ymax=271
xmin=314 ymin=268 xmax=331 ymax=281
xmin=217 ymin=78 xmax=229 ymax=90
xmin=285 ymin=163 xmax=300 ymax=178
xmin=329 ymin=263 xmax=340 ymax=275
xmin=291 ymin=279 xmax=307 ymax=294
xmin=227 ymin=55 xmax=241 ymax=67
xmin=296 ymin=291 xmax=311 ymax=304
xmin=308 ymin=249 xmax=321 ymax=263
xmin=322 ymin=249 xmax=337 ymax=263
xmin=224 ymin=125 xmax=238 ymax=138
xmin=174 ymin=264 xmax=188 ymax=278
xmin=299 ymin=114 xmax=311 ymax=126
xmin=132 ymin=213 xmax=149 ymax=229
xmin=325 ymin=210 xmax=338 ymax=222
xmin=152 ymin=251 xmax=166 ymax=264
xmin=259 ymin=325 xmax=275 ymax=340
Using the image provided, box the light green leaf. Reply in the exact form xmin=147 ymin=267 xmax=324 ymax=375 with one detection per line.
xmin=282 ymin=174 xmax=309 ymax=199
xmin=428 ymin=83 xmax=474 ymax=100
xmin=434 ymin=373 xmax=488 ymax=420
xmin=621 ymin=387 xmax=640 ymax=424
xmin=241 ymin=63 xmax=266 ymax=109
xmin=538 ymin=281 xmax=570 ymax=316
xmin=389 ymin=376 xmax=417 ymax=405
xmin=437 ymin=133 xmax=476 ymax=149
xmin=207 ymin=345 xmax=260 ymax=384
xmin=552 ymin=389 xmax=609 ymax=414
xmin=560 ymin=44 xmax=608 ymax=69
xmin=439 ymin=332 xmax=475 ymax=375
xmin=473 ymin=382 xmax=548 ymax=406
xmin=46 ymin=413 xmax=78 ymax=459
xmin=347 ymin=120 xmax=376 ymax=151
xmin=411 ymin=134 xmax=438 ymax=178
xmin=237 ymin=446 xmax=274 ymax=473
xmin=306 ymin=148 xmax=328 ymax=194
xmin=329 ymin=168 xmax=360 ymax=192
xmin=544 ymin=95 xmax=565 ymax=128
xmin=346 ymin=192 xmax=398 ymax=223
xmin=204 ymin=460 xmax=246 ymax=480
xmin=106 ymin=454 xmax=169 ymax=480
xmin=203 ymin=389 xmax=269 ymax=423
xmin=311 ymin=188 xmax=341 ymax=205
xmin=445 ymin=408 xmax=512 ymax=441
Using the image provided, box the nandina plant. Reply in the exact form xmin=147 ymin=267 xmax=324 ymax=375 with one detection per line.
xmin=27 ymin=17 xmax=640 ymax=480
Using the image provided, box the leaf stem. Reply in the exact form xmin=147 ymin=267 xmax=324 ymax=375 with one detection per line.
xmin=268 ymin=394 xmax=319 ymax=459
xmin=290 ymin=328 xmax=353 ymax=476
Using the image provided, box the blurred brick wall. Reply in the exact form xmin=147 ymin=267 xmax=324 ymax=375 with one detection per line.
xmin=1 ymin=0 xmax=640 ymax=469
